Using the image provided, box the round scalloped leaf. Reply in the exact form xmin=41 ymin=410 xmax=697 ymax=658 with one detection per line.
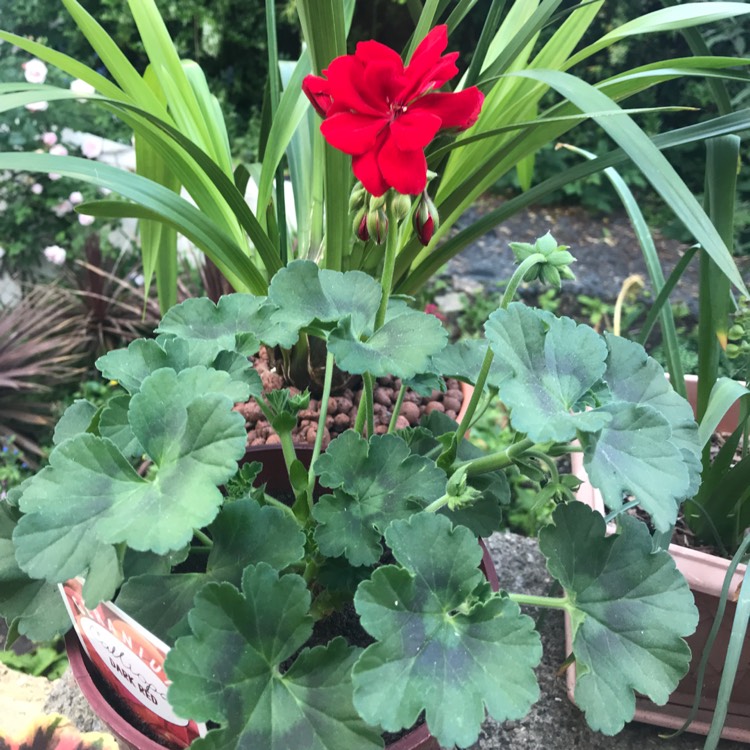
xmin=52 ymin=399 xmax=98 ymax=446
xmin=96 ymin=339 xmax=169 ymax=394
xmin=156 ymin=294 xmax=265 ymax=357
xmin=329 ymin=310 xmax=448 ymax=380
xmin=312 ymin=432 xmax=446 ymax=565
xmin=14 ymin=368 xmax=247 ymax=585
xmin=116 ymin=499 xmax=306 ymax=641
xmin=166 ymin=564 xmax=382 ymax=750
xmin=581 ymin=402 xmax=689 ymax=532
xmin=0 ymin=507 xmax=72 ymax=641
xmin=484 ymin=304 xmax=610 ymax=442
xmin=603 ymin=334 xmax=700 ymax=458
xmin=353 ymin=513 xmax=541 ymax=749
xmin=539 ymin=502 xmax=698 ymax=735
xmin=428 ymin=339 xmax=506 ymax=386
xmin=98 ymin=395 xmax=142 ymax=458
xmin=268 ymin=260 xmax=382 ymax=339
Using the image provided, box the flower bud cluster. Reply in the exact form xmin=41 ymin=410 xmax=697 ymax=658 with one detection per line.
xmin=509 ymin=231 xmax=576 ymax=289
xmin=413 ymin=190 xmax=439 ymax=246
xmin=727 ymin=297 xmax=750 ymax=360
xmin=350 ymin=184 xmax=413 ymax=245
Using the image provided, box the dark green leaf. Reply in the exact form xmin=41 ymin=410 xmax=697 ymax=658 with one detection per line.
xmin=485 ymin=304 xmax=610 ymax=441
xmin=166 ymin=564 xmax=382 ymax=750
xmin=312 ymin=432 xmax=446 ymax=565
xmin=539 ymin=503 xmax=698 ymax=735
xmin=353 ymin=513 xmax=541 ymax=749
xmin=52 ymin=400 xmax=98 ymax=445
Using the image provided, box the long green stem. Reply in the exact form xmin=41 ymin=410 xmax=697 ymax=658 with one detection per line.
xmin=364 ymin=372 xmax=375 ymax=437
xmin=375 ymin=192 xmax=398 ymax=330
xmin=501 ymin=252 xmax=546 ymax=309
xmin=193 ymin=528 xmax=213 ymax=548
xmin=307 ymin=350 xmax=335 ymax=508
xmin=388 ymin=383 xmax=407 ymax=433
xmin=507 ymin=593 xmax=569 ymax=610
xmin=458 ymin=437 xmax=536 ymax=476
xmin=262 ymin=492 xmax=300 ymax=522
xmin=424 ymin=493 xmax=451 ymax=513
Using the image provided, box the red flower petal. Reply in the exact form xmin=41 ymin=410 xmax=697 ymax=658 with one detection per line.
xmin=353 ymin=137 xmax=389 ymax=197
xmin=324 ymin=56 xmax=386 ymax=117
xmin=390 ymin=110 xmax=442 ymax=150
xmin=412 ymin=87 xmax=484 ymax=130
xmin=377 ymin=136 xmax=428 ymax=195
xmin=321 ymin=112 xmax=388 ymax=155
xmin=401 ymin=25 xmax=458 ymax=100
xmin=356 ymin=39 xmax=404 ymax=70
xmin=302 ymin=74 xmax=332 ymax=117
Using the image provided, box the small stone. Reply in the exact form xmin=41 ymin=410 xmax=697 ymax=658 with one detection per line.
xmin=374 ymin=387 xmax=392 ymax=407
xmin=327 ymin=397 xmax=338 ymax=414
xmin=250 ymin=437 xmax=265 ymax=446
xmin=374 ymin=425 xmax=388 ymax=435
xmin=266 ymin=433 xmax=281 ymax=445
xmin=403 ymin=391 xmax=421 ymax=403
xmin=338 ymin=397 xmax=353 ymax=414
xmin=445 ymin=410 xmax=457 ymax=420
xmin=334 ymin=413 xmax=351 ymax=429
xmin=425 ymin=402 xmax=445 ymax=415
xmin=400 ymin=401 xmax=421 ymax=425
xmin=443 ymin=396 xmax=461 ymax=413
xmin=260 ymin=371 xmax=284 ymax=390
xmin=395 ymin=415 xmax=410 ymax=431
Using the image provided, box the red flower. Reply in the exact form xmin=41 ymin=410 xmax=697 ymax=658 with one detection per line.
xmin=302 ymin=25 xmax=484 ymax=197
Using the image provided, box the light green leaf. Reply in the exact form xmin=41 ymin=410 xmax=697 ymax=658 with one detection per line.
xmin=13 ymin=367 xmax=247 ymax=586
xmin=353 ymin=513 xmax=541 ymax=749
xmin=540 ymin=503 xmax=698 ymax=735
xmin=313 ymin=432 xmax=446 ymax=566
xmin=484 ymin=304 xmax=610 ymax=441
xmin=96 ymin=339 xmax=169 ymax=394
xmin=99 ymin=395 xmax=142 ymax=458
xmin=166 ymin=564 xmax=382 ymax=750
xmin=268 ymin=261 xmax=382 ymax=338
xmin=581 ymin=402 xmax=690 ymax=532
xmin=53 ymin=400 xmax=98 ymax=445
xmin=329 ymin=311 xmax=448 ymax=380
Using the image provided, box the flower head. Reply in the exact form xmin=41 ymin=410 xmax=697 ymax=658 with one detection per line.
xmin=303 ymin=25 xmax=483 ymax=197
xmin=78 ymin=213 xmax=95 ymax=226
xmin=81 ymin=136 xmax=103 ymax=159
xmin=24 ymin=100 xmax=48 ymax=113
xmin=43 ymin=245 xmax=66 ymax=265
xmin=23 ymin=58 xmax=47 ymax=84
xmin=70 ymin=78 xmax=96 ymax=98
xmin=41 ymin=131 xmax=58 ymax=147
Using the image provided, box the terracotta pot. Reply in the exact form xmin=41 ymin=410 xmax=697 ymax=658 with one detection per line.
xmin=567 ymin=373 xmax=750 ymax=742
xmin=66 ymin=424 xmax=496 ymax=750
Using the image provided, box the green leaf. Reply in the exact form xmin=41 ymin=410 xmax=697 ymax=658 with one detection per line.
xmin=603 ymin=334 xmax=700 ymax=458
xmin=52 ymin=400 xmax=98 ymax=445
xmin=539 ymin=503 xmax=698 ymax=735
xmin=166 ymin=564 xmax=382 ymax=750
xmin=581 ymin=402 xmax=691 ymax=532
xmin=329 ymin=311 xmax=448 ymax=381
xmin=96 ymin=339 xmax=169 ymax=394
xmin=353 ymin=513 xmax=541 ymax=749
xmin=312 ymin=432 xmax=446 ymax=566
xmin=13 ymin=368 xmax=247 ymax=586
xmin=268 ymin=261 xmax=382 ymax=338
xmin=116 ymin=499 xmax=305 ymax=641
xmin=429 ymin=339 xmax=505 ymax=386
xmin=0 ymin=507 xmax=71 ymax=642
xmin=698 ymin=377 xmax=749 ymax=448
xmin=484 ymin=304 xmax=610 ymax=442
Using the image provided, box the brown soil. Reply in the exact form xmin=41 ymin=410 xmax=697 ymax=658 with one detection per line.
xmin=235 ymin=347 xmax=465 ymax=450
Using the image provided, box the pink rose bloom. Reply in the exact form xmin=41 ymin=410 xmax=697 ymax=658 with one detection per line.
xmin=69 ymin=191 xmax=84 ymax=205
xmin=78 ymin=213 xmax=95 ymax=226
xmin=25 ymin=101 xmax=48 ymax=112
xmin=43 ymin=245 xmax=66 ymax=265
xmin=81 ymin=136 xmax=103 ymax=159
xmin=23 ymin=58 xmax=48 ymax=84
xmin=48 ymin=173 xmax=62 ymax=181
xmin=53 ymin=200 xmax=73 ymax=217
xmin=41 ymin=132 xmax=58 ymax=147
xmin=49 ymin=144 xmax=68 ymax=157
xmin=31 ymin=183 xmax=43 ymax=195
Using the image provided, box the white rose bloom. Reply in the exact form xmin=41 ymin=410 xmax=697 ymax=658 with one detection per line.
xmin=78 ymin=213 xmax=95 ymax=226
xmin=69 ymin=191 xmax=84 ymax=205
xmin=25 ymin=101 xmax=48 ymax=112
xmin=31 ymin=183 xmax=43 ymax=195
xmin=70 ymin=78 xmax=96 ymax=97
xmin=23 ymin=58 xmax=48 ymax=84
xmin=43 ymin=245 xmax=67 ymax=265
xmin=41 ymin=131 xmax=58 ymax=147
xmin=49 ymin=144 xmax=69 ymax=157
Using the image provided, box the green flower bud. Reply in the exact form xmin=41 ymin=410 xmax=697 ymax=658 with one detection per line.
xmin=366 ymin=207 xmax=388 ymax=244
xmin=391 ymin=193 xmax=412 ymax=221
xmin=349 ymin=183 xmax=367 ymax=212
xmin=728 ymin=324 xmax=745 ymax=341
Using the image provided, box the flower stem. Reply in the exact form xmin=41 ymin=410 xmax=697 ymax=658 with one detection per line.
xmin=455 ymin=348 xmax=494 ymax=444
xmin=388 ymin=383 xmax=407 ymax=433
xmin=193 ymin=529 xmax=213 ymax=548
xmin=507 ymin=593 xmax=570 ymax=610
xmin=500 ymin=252 xmax=546 ymax=309
xmin=364 ymin=372 xmax=375 ymax=437
xmin=262 ymin=493 xmax=300 ymax=522
xmin=307 ymin=350 xmax=335 ymax=509
xmin=424 ymin=493 xmax=450 ymax=513
xmin=375 ymin=191 xmax=398 ymax=330
xmin=457 ymin=437 xmax=536 ymax=476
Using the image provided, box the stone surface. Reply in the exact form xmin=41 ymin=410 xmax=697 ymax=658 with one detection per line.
xmin=0 ymin=664 xmax=54 ymax=737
